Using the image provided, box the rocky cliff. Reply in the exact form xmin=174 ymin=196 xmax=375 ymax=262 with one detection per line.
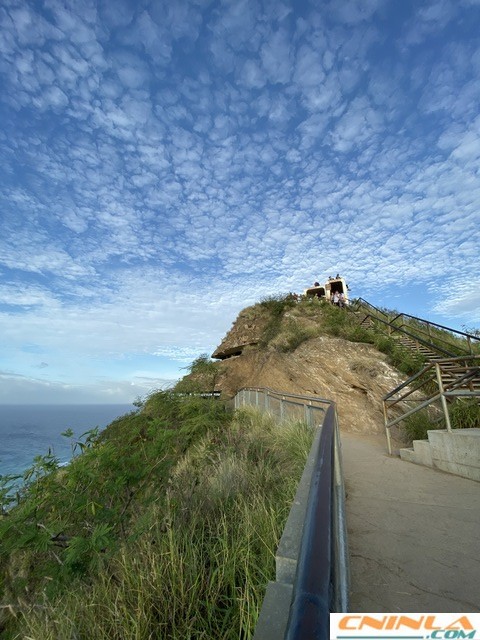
xmin=211 ymin=304 xmax=271 ymax=359
xmin=215 ymin=337 xmax=403 ymax=435
xmin=187 ymin=298 xmax=407 ymax=437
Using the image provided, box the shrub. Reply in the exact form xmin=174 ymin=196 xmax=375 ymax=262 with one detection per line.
xmin=3 ymin=407 xmax=313 ymax=640
xmin=174 ymin=354 xmax=222 ymax=395
xmin=403 ymin=410 xmax=438 ymax=441
xmin=374 ymin=335 xmax=396 ymax=355
xmin=259 ymin=294 xmax=296 ymax=315
xmin=450 ymin=399 xmax=480 ymax=430
xmin=0 ymin=394 xmax=231 ymax=612
xmin=258 ymin=294 xmax=297 ymax=347
xmin=276 ymin=319 xmax=317 ymax=352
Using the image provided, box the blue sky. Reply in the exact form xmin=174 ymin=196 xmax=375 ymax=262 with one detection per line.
xmin=1 ymin=0 xmax=480 ymax=404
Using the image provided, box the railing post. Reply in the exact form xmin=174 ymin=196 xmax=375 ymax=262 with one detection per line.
xmin=435 ymin=362 xmax=452 ymax=433
xmin=383 ymin=399 xmax=392 ymax=455
xmin=280 ymin=396 xmax=285 ymax=421
xmin=304 ymin=403 xmax=311 ymax=428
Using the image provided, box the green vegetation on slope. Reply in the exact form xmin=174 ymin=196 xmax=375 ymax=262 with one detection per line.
xmin=0 ymin=394 xmax=312 ymax=639
xmin=402 ymin=398 xmax=480 ymax=441
xmin=253 ymin=294 xmax=480 ymax=441
xmin=174 ymin=353 xmax=223 ymax=395
xmin=255 ymin=294 xmax=425 ymax=377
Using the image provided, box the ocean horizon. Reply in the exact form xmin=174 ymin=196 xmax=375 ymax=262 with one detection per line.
xmin=0 ymin=404 xmax=134 ymax=478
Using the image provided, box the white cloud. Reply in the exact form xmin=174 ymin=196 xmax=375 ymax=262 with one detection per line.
xmin=261 ymin=27 xmax=292 ymax=84
xmin=1 ymin=0 xmax=480 ymax=403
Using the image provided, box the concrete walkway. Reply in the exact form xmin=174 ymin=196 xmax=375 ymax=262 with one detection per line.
xmin=341 ymin=432 xmax=480 ymax=613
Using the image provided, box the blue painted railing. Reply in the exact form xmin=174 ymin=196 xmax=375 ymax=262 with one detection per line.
xmin=235 ymin=388 xmax=349 ymax=639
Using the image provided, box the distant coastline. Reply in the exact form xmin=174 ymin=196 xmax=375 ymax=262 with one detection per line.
xmin=0 ymin=404 xmax=134 ymax=477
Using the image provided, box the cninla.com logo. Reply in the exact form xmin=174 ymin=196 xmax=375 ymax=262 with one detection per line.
xmin=330 ymin=614 xmax=480 ymax=640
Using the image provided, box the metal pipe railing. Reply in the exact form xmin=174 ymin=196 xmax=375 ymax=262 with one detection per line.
xmin=351 ymin=297 xmax=389 ymax=318
xmin=285 ymin=404 xmax=335 ymax=640
xmin=392 ymin=310 xmax=480 ymax=344
xmin=353 ymin=298 xmax=479 ymax=355
xmin=382 ymin=356 xmax=480 ymax=453
xmin=361 ymin=313 xmax=457 ymax=358
xmin=391 ymin=320 xmax=471 ymax=356
xmin=237 ymin=388 xmax=348 ymax=639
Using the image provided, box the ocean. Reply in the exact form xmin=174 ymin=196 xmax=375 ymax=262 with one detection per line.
xmin=0 ymin=404 xmax=134 ymax=478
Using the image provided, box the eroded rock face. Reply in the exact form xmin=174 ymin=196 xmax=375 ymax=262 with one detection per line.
xmin=211 ymin=305 xmax=271 ymax=359
xmin=203 ymin=303 xmax=408 ymax=438
xmin=216 ymin=337 xmax=404 ymax=435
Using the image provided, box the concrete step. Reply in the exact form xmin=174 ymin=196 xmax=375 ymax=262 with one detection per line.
xmin=400 ymin=439 xmax=433 ymax=467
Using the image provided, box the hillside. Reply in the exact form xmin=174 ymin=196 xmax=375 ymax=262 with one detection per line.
xmin=0 ymin=297 xmax=426 ymax=638
xmin=216 ymin=339 xmax=403 ymax=434
xmin=187 ymin=297 xmax=407 ymax=436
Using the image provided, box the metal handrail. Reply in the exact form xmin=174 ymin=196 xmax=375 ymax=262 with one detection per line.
xmin=354 ymin=299 xmax=479 ymax=355
xmin=382 ymin=356 xmax=480 ymax=453
xmin=391 ymin=320 xmax=473 ymax=356
xmin=351 ymin=297 xmax=389 ymax=318
xmin=285 ymin=404 xmax=335 ymax=640
xmin=391 ymin=311 xmax=480 ymax=343
xmin=362 ymin=313 xmax=457 ymax=358
xmin=237 ymin=388 xmax=349 ymax=639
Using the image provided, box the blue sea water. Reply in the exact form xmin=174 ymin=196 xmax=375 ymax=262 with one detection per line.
xmin=0 ymin=404 xmax=134 ymax=477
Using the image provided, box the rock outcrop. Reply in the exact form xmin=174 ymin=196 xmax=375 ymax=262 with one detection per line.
xmin=199 ymin=300 xmax=408 ymax=438
xmin=212 ymin=304 xmax=271 ymax=359
xmin=215 ymin=337 xmax=404 ymax=435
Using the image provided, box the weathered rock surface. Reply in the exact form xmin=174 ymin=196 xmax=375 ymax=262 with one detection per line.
xmin=206 ymin=300 xmax=411 ymax=438
xmin=215 ymin=337 xmax=404 ymax=435
xmin=212 ymin=304 xmax=270 ymax=359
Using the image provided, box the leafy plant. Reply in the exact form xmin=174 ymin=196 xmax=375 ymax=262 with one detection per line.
xmin=450 ymin=398 xmax=480 ymax=430
xmin=259 ymin=295 xmax=297 ymax=347
xmin=174 ymin=353 xmax=222 ymax=395
xmin=0 ymin=394 xmax=231 ymax=613
xmin=1 ymin=400 xmax=312 ymax=640
xmin=402 ymin=410 xmax=438 ymax=441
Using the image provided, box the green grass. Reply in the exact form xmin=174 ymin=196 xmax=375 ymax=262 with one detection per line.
xmin=402 ymin=410 xmax=440 ymax=441
xmin=450 ymin=398 xmax=480 ymax=430
xmin=256 ymin=296 xmax=428 ymax=377
xmin=258 ymin=294 xmax=297 ymax=347
xmin=400 ymin=399 xmax=480 ymax=443
xmin=0 ymin=399 xmax=313 ymax=639
xmin=357 ymin=301 xmax=478 ymax=357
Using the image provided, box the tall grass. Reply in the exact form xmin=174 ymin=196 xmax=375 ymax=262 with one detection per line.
xmin=450 ymin=398 xmax=480 ymax=430
xmin=258 ymin=294 xmax=297 ymax=347
xmin=401 ymin=399 xmax=480 ymax=443
xmin=1 ymin=404 xmax=313 ymax=639
xmin=402 ymin=410 xmax=440 ymax=441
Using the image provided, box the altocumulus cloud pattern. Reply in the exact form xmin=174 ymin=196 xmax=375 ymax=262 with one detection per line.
xmin=0 ymin=0 xmax=479 ymax=403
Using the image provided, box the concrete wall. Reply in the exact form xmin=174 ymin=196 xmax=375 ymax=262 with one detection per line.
xmin=428 ymin=428 xmax=480 ymax=482
xmin=252 ymin=424 xmax=323 ymax=640
xmin=400 ymin=428 xmax=480 ymax=482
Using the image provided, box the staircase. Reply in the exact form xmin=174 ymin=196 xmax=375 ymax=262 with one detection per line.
xmin=351 ymin=298 xmax=480 ymax=399
xmin=394 ymin=334 xmax=439 ymax=361
xmin=350 ymin=299 xmax=480 ymax=476
xmin=435 ymin=359 xmax=480 ymax=393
